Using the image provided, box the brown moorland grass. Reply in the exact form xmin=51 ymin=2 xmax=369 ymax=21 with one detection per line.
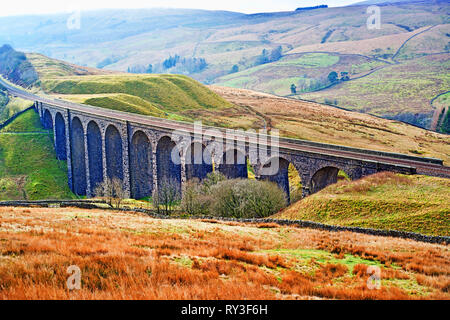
xmin=0 ymin=206 xmax=448 ymax=300
xmin=287 ymin=26 xmax=431 ymax=57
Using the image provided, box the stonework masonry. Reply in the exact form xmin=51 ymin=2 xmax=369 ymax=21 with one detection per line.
xmin=36 ymin=102 xmax=417 ymax=201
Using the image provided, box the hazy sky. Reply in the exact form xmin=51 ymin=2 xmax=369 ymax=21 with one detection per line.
xmin=0 ymin=0 xmax=362 ymax=17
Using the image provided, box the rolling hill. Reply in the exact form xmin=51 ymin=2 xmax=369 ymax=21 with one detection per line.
xmin=0 ymin=2 xmax=448 ymax=130
xmin=274 ymin=171 xmax=450 ymax=236
xmin=209 ymin=86 xmax=450 ymax=164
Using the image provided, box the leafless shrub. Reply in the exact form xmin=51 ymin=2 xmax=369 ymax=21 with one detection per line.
xmin=152 ymin=178 xmax=180 ymax=215
xmin=93 ymin=177 xmax=126 ymax=209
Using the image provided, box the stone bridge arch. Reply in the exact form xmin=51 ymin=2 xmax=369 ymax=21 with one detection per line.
xmin=156 ymin=135 xmax=182 ymax=194
xmin=304 ymin=162 xmax=357 ymax=195
xmin=217 ymin=147 xmax=248 ymax=179
xmin=130 ymin=130 xmax=153 ymax=199
xmin=43 ymin=109 xmax=53 ymax=130
xmin=309 ymin=166 xmax=340 ymax=194
xmin=87 ymin=120 xmax=104 ymax=193
xmin=105 ymin=124 xmax=124 ymax=181
xmin=54 ymin=112 xmax=67 ymax=160
xmin=185 ymin=142 xmax=213 ymax=181
xmin=259 ymin=156 xmax=302 ymax=203
xmin=70 ymin=117 xmax=87 ymax=196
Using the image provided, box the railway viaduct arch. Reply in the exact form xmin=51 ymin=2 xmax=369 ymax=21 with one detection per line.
xmin=34 ymin=101 xmax=421 ymax=202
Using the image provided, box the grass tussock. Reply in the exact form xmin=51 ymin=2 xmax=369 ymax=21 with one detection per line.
xmin=0 ymin=206 xmax=448 ymax=300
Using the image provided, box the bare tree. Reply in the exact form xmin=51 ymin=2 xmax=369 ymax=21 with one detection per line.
xmin=94 ymin=177 xmax=126 ymax=209
xmin=152 ymin=178 xmax=180 ymax=215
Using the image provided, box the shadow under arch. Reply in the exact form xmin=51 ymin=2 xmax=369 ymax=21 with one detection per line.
xmin=43 ymin=109 xmax=53 ymax=130
xmin=260 ymin=156 xmax=302 ymax=203
xmin=156 ymin=135 xmax=181 ymax=194
xmin=217 ymin=148 xmax=248 ymax=179
xmin=70 ymin=117 xmax=86 ymax=196
xmin=54 ymin=112 xmax=66 ymax=160
xmin=130 ymin=130 xmax=153 ymax=199
xmin=185 ymin=141 xmax=213 ymax=181
xmin=310 ymin=166 xmax=342 ymax=194
xmin=105 ymin=125 xmax=123 ymax=180
xmin=87 ymin=121 xmax=104 ymax=192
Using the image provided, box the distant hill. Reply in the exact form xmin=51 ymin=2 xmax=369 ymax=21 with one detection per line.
xmin=354 ymin=0 xmax=426 ymax=5
xmin=0 ymin=1 xmax=448 ymax=129
xmin=274 ymin=171 xmax=450 ymax=236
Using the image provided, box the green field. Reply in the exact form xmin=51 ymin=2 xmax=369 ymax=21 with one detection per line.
xmin=275 ymin=53 xmax=339 ymax=68
xmin=216 ymin=52 xmax=380 ymax=96
xmin=0 ymin=109 xmax=74 ymax=200
xmin=275 ymin=172 xmax=450 ymax=236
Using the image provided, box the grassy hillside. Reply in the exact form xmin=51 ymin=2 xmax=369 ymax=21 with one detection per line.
xmin=0 ymin=89 xmax=34 ymax=123
xmin=299 ymin=54 xmax=450 ymax=128
xmin=43 ymin=74 xmax=234 ymax=110
xmin=26 ymin=53 xmax=114 ymax=79
xmin=41 ymin=73 xmax=239 ymax=122
xmin=31 ymin=63 xmax=257 ymax=126
xmin=274 ymin=172 xmax=450 ymax=236
xmin=216 ymin=52 xmax=387 ymax=95
xmin=0 ymin=3 xmax=446 ymax=82
xmin=0 ymin=109 xmax=74 ymax=200
xmin=0 ymin=45 xmax=38 ymax=87
xmin=0 ymin=206 xmax=448 ymax=299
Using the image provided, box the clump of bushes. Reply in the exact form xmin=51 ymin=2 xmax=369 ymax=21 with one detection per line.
xmin=181 ymin=172 xmax=287 ymax=218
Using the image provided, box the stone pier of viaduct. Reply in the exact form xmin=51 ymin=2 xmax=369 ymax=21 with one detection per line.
xmin=36 ymin=101 xmax=420 ymax=202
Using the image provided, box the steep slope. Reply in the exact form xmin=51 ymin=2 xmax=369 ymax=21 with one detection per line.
xmin=0 ymin=109 xmax=74 ymax=200
xmin=0 ymin=45 xmax=38 ymax=87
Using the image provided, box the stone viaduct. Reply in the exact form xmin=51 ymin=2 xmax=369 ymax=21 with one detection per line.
xmin=33 ymin=100 xmax=433 ymax=203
